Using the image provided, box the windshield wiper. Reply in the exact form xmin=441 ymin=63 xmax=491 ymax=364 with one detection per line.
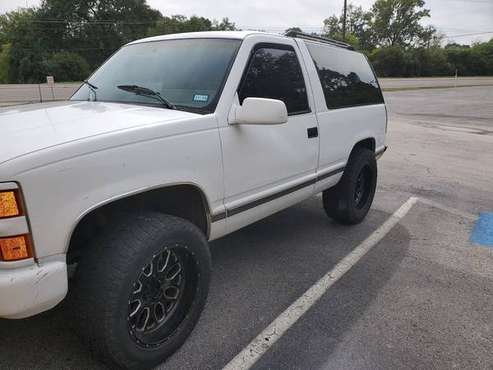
xmin=83 ymin=80 xmax=98 ymax=101
xmin=117 ymin=85 xmax=176 ymax=110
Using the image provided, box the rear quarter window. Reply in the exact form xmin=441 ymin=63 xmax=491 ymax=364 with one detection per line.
xmin=305 ymin=42 xmax=383 ymax=110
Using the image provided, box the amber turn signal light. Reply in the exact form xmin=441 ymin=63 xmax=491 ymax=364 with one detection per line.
xmin=0 ymin=235 xmax=31 ymax=261
xmin=0 ymin=190 xmax=21 ymax=219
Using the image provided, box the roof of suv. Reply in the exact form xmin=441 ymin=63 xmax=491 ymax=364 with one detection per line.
xmin=128 ymin=30 xmax=355 ymax=51
xmin=128 ymin=31 xmax=279 ymax=45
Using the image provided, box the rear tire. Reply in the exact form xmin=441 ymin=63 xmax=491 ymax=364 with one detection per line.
xmin=70 ymin=213 xmax=211 ymax=370
xmin=323 ymin=148 xmax=377 ymax=225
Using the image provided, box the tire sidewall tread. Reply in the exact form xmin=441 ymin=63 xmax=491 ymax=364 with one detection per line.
xmin=323 ymin=148 xmax=377 ymax=225
xmin=69 ymin=213 xmax=211 ymax=370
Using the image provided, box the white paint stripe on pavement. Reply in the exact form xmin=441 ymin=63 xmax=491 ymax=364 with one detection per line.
xmin=374 ymin=190 xmax=477 ymax=221
xmin=223 ymin=196 xmax=419 ymax=370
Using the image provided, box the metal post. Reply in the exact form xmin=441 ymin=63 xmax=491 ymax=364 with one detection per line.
xmin=38 ymin=84 xmax=43 ymax=103
xmin=342 ymin=0 xmax=347 ymax=41
xmin=46 ymin=76 xmax=55 ymax=101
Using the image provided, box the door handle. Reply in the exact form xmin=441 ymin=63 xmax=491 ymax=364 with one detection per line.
xmin=307 ymin=127 xmax=318 ymax=139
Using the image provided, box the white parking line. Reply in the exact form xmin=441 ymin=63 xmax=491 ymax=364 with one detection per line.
xmin=223 ymin=196 xmax=419 ymax=370
xmin=374 ymin=190 xmax=477 ymax=221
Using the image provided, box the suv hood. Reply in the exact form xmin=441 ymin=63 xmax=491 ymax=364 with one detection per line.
xmin=0 ymin=101 xmax=199 ymax=165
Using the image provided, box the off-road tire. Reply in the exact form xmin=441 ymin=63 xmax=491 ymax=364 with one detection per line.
xmin=323 ymin=148 xmax=377 ymax=225
xmin=69 ymin=213 xmax=211 ymax=369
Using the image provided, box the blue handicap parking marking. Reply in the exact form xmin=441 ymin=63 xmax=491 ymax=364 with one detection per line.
xmin=470 ymin=212 xmax=493 ymax=247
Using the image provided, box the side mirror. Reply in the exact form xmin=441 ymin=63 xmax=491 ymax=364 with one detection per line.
xmin=230 ymin=97 xmax=288 ymax=125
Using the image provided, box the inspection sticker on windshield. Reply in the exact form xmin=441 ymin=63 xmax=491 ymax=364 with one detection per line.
xmin=193 ymin=94 xmax=209 ymax=102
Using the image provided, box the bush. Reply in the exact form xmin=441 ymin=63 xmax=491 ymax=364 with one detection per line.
xmin=13 ymin=51 xmax=46 ymax=83
xmin=42 ymin=52 xmax=90 ymax=82
xmin=406 ymin=47 xmax=451 ymax=77
xmin=444 ymin=40 xmax=493 ymax=76
xmin=369 ymin=47 xmax=407 ymax=77
xmin=368 ymin=43 xmax=493 ymax=77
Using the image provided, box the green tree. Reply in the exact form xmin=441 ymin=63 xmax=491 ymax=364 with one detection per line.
xmin=1 ymin=0 xmax=491 ymax=82
xmin=0 ymin=2 xmax=239 ymax=83
xmin=406 ymin=47 xmax=450 ymax=76
xmin=0 ymin=0 xmax=165 ymax=82
xmin=212 ymin=18 xmax=236 ymax=31
xmin=148 ymin=15 xmax=236 ymax=37
xmin=470 ymin=39 xmax=493 ymax=75
xmin=322 ymin=15 xmax=339 ymax=36
xmin=42 ymin=51 xmax=90 ymax=81
xmin=370 ymin=0 xmax=436 ymax=48
xmin=148 ymin=15 xmax=211 ymax=36
xmin=284 ymin=27 xmax=303 ymax=35
xmin=0 ymin=8 xmax=46 ymax=83
xmin=322 ymin=4 xmax=374 ymax=50
xmin=444 ymin=41 xmax=493 ymax=76
xmin=36 ymin=0 xmax=162 ymax=68
xmin=369 ymin=46 xmax=407 ymax=76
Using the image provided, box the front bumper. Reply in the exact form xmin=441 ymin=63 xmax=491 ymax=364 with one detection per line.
xmin=0 ymin=257 xmax=67 ymax=319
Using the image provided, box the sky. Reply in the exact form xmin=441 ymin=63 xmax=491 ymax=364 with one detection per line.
xmin=0 ymin=0 xmax=492 ymax=44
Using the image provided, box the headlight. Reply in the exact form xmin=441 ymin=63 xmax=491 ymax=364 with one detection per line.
xmin=0 ymin=190 xmax=22 ymax=219
xmin=0 ymin=187 xmax=32 ymax=261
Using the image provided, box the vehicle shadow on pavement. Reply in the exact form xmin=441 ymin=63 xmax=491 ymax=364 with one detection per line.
xmin=0 ymin=197 xmax=410 ymax=370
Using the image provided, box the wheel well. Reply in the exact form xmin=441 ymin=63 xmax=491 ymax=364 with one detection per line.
xmin=350 ymin=138 xmax=376 ymax=157
xmin=67 ymin=185 xmax=210 ymax=264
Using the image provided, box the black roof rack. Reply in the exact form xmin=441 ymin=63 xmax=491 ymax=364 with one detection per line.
xmin=285 ymin=31 xmax=354 ymax=51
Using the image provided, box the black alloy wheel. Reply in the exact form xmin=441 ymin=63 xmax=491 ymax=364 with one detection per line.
xmin=128 ymin=247 xmax=197 ymax=348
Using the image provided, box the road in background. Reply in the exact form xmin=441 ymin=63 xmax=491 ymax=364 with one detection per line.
xmin=0 ymin=83 xmax=80 ymax=106
xmin=381 ymin=76 xmax=493 ymax=90
xmin=0 ymin=86 xmax=492 ymax=369
xmin=1 ymin=77 xmax=493 ymax=106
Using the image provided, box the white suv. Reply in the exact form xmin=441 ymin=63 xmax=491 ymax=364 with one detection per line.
xmin=0 ymin=31 xmax=386 ymax=368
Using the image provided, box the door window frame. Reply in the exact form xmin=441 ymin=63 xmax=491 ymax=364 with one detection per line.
xmin=237 ymin=42 xmax=312 ymax=116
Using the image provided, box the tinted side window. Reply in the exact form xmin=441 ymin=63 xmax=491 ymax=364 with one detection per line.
xmin=238 ymin=46 xmax=309 ymax=115
xmin=306 ymin=42 xmax=384 ymax=109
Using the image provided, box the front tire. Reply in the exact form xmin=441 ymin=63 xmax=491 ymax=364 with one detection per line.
xmin=70 ymin=213 xmax=211 ymax=369
xmin=323 ymin=148 xmax=377 ymax=225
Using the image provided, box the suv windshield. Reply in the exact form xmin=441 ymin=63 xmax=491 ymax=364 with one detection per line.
xmin=71 ymin=38 xmax=241 ymax=114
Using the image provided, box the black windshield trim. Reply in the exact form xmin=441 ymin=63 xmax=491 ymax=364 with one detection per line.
xmin=78 ymin=99 xmax=208 ymax=113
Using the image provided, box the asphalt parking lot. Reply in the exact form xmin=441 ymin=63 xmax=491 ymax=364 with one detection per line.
xmin=0 ymin=85 xmax=492 ymax=369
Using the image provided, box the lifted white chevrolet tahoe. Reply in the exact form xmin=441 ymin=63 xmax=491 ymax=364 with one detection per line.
xmin=0 ymin=31 xmax=386 ymax=368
